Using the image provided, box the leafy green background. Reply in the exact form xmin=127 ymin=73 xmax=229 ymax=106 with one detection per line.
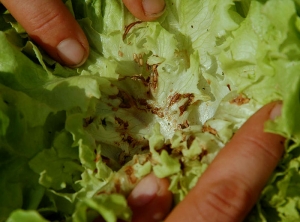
xmin=0 ymin=0 xmax=300 ymax=221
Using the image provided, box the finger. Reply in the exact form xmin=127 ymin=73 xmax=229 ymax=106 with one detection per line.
xmin=165 ymin=102 xmax=285 ymax=222
xmin=1 ymin=0 xmax=89 ymax=67
xmin=122 ymin=0 xmax=165 ymax=21
xmin=127 ymin=173 xmax=172 ymax=222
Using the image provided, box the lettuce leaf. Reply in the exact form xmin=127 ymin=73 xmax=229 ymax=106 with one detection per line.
xmin=0 ymin=0 xmax=300 ymax=221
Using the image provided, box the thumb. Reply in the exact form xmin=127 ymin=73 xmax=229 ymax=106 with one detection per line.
xmin=1 ymin=0 xmax=89 ymax=67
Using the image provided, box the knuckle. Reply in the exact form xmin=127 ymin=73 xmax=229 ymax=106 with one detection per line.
xmin=244 ymin=135 xmax=281 ymax=164
xmin=196 ymin=179 xmax=253 ymax=222
xmin=28 ymin=9 xmax=62 ymax=35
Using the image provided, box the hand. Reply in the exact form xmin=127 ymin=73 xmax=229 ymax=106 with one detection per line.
xmin=1 ymin=0 xmax=165 ymax=67
xmin=127 ymin=101 xmax=285 ymax=222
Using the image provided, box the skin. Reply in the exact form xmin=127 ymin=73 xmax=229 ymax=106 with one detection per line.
xmin=1 ymin=1 xmax=285 ymax=221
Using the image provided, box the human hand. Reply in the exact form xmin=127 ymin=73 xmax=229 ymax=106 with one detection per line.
xmin=127 ymin=101 xmax=285 ymax=222
xmin=1 ymin=0 xmax=165 ymax=67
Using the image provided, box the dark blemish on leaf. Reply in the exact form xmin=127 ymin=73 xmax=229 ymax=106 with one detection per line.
xmin=199 ymin=149 xmax=208 ymax=161
xmin=227 ymin=84 xmax=231 ymax=91
xmin=101 ymin=118 xmax=107 ymax=126
xmin=150 ymin=64 xmax=159 ymax=91
xmin=202 ymin=124 xmax=217 ymax=135
xmin=123 ymin=21 xmax=143 ymax=40
xmin=179 ymin=94 xmax=194 ymax=116
xmin=168 ymin=93 xmax=181 ymax=107
xmin=179 ymin=120 xmax=189 ymax=129
xmin=230 ymin=94 xmax=250 ymax=105
xmin=83 ymin=116 xmax=94 ymax=127
xmin=124 ymin=165 xmax=137 ymax=184
xmin=187 ymin=135 xmax=195 ymax=148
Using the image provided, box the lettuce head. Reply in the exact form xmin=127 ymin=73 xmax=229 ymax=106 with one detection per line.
xmin=1 ymin=0 xmax=300 ymax=221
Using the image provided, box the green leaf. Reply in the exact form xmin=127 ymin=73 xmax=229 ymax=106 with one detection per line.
xmin=7 ymin=210 xmax=48 ymax=222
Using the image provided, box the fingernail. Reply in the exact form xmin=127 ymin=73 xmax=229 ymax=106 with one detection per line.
xmin=57 ymin=38 xmax=87 ymax=67
xmin=129 ymin=173 xmax=159 ymax=207
xmin=142 ymin=0 xmax=166 ymax=17
xmin=270 ymin=102 xmax=282 ymax=120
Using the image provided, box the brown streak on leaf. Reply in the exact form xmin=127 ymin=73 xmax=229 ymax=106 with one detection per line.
xmin=124 ymin=166 xmax=137 ymax=184
xmin=114 ymin=178 xmax=121 ymax=193
xmin=179 ymin=94 xmax=194 ymax=116
xmin=202 ymin=125 xmax=217 ymax=135
xmin=187 ymin=135 xmax=195 ymax=148
xmin=168 ymin=93 xmax=181 ymax=107
xmin=150 ymin=65 xmax=159 ymax=91
xmin=227 ymin=84 xmax=231 ymax=91
xmin=199 ymin=149 xmax=208 ymax=161
xmin=123 ymin=21 xmax=143 ymax=40
xmin=94 ymin=153 xmax=101 ymax=163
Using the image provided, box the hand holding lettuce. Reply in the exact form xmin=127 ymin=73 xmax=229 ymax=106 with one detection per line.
xmin=0 ymin=0 xmax=166 ymax=67
xmin=164 ymin=102 xmax=285 ymax=222
xmin=1 ymin=0 xmax=300 ymax=221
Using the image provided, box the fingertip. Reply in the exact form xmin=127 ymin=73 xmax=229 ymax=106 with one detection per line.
xmin=269 ymin=101 xmax=282 ymax=120
xmin=142 ymin=0 xmax=166 ymax=19
xmin=123 ymin=0 xmax=165 ymax=21
xmin=57 ymin=38 xmax=88 ymax=68
xmin=128 ymin=173 xmax=172 ymax=222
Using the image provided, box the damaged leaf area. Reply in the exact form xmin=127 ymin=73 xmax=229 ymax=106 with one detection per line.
xmin=230 ymin=94 xmax=250 ymax=105
xmin=1 ymin=0 xmax=300 ymax=222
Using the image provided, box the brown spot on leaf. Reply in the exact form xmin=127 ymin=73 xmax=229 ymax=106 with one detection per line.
xmin=141 ymin=146 xmax=150 ymax=152
xmin=179 ymin=120 xmax=190 ymax=129
xmin=115 ymin=117 xmax=129 ymax=129
xmin=124 ymin=166 xmax=137 ymax=184
xmin=126 ymin=135 xmax=134 ymax=144
xmin=230 ymin=94 xmax=250 ymax=105
xmin=147 ymin=103 xmax=164 ymax=117
xmin=137 ymin=98 xmax=148 ymax=106
xmin=83 ymin=116 xmax=94 ymax=127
